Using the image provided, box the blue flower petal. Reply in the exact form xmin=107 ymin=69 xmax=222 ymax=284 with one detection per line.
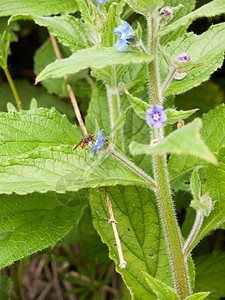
xmin=160 ymin=111 xmax=167 ymax=122
xmin=153 ymin=121 xmax=163 ymax=129
xmin=114 ymin=25 xmax=125 ymax=36
xmin=153 ymin=104 xmax=163 ymax=112
xmin=114 ymin=39 xmax=127 ymax=51
xmin=123 ymin=21 xmax=130 ymax=34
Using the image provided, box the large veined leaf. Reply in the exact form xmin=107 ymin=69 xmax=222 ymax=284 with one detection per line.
xmin=129 ymin=119 xmax=217 ymax=165
xmin=0 ymin=0 xmax=77 ymax=16
xmin=158 ymin=0 xmax=225 ymax=37
xmin=163 ymin=23 xmax=225 ymax=96
xmin=0 ymin=191 xmax=88 ymax=268
xmin=10 ymin=15 xmax=89 ymax=52
xmin=0 ymin=146 xmax=152 ymax=195
xmin=169 ymin=104 xmax=225 ymax=183
xmin=0 ymin=108 xmax=80 ymax=161
xmin=35 ymin=47 xmax=153 ymax=83
xmin=90 ymin=186 xmax=174 ymax=299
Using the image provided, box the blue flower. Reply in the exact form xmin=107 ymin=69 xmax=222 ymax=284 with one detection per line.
xmin=114 ymin=21 xmax=134 ymax=52
xmin=146 ymin=105 xmax=167 ymax=129
xmin=88 ymin=129 xmax=104 ymax=155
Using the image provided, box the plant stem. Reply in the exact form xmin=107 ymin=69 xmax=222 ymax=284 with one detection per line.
xmin=3 ymin=67 xmax=22 ymax=111
xmin=183 ymin=210 xmax=204 ymax=258
xmin=147 ymin=12 xmax=190 ymax=299
xmin=153 ymin=151 xmax=189 ymax=298
xmin=147 ymin=15 xmax=161 ymax=105
xmin=10 ymin=264 xmax=23 ymax=300
xmin=160 ymin=66 xmax=177 ymax=99
xmin=106 ymin=85 xmax=124 ymax=151
xmin=108 ymin=148 xmax=156 ymax=189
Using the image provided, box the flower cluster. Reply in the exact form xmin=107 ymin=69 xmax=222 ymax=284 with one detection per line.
xmin=89 ymin=129 xmax=108 ymax=155
xmin=114 ymin=21 xmax=134 ymax=51
xmin=146 ymin=105 xmax=167 ymax=128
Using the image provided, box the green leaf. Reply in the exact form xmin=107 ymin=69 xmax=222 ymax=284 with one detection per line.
xmin=185 ymin=292 xmax=210 ymax=300
xmin=195 ymin=252 xmax=225 ymax=299
xmin=126 ymin=91 xmax=197 ymax=122
xmin=124 ymin=0 xmax=163 ymax=16
xmin=0 ymin=271 xmax=13 ymax=299
xmin=166 ymin=109 xmax=198 ymax=123
xmin=36 ymin=47 xmax=153 ymax=83
xmin=158 ymin=0 xmax=225 ymax=37
xmin=125 ymin=92 xmax=150 ymax=119
xmin=144 ymin=273 xmax=179 ymax=299
xmin=0 ymin=191 xmax=88 ymax=268
xmin=190 ymin=166 xmax=202 ymax=201
xmin=0 ymin=108 xmax=80 ymax=160
xmin=0 ymin=145 xmax=151 ymax=194
xmin=0 ymin=0 xmax=77 ymax=16
xmin=111 ymin=106 xmax=132 ymax=135
xmin=85 ymin=84 xmax=111 ymax=135
xmin=122 ymin=63 xmax=148 ymax=94
xmin=101 ymin=4 xmax=117 ymax=48
xmin=163 ymin=23 xmax=225 ymax=96
xmin=10 ymin=15 xmax=89 ymax=52
xmin=129 ymin=119 xmax=217 ymax=165
xmin=90 ymin=186 xmax=174 ymax=299
xmin=169 ymin=104 xmax=225 ymax=183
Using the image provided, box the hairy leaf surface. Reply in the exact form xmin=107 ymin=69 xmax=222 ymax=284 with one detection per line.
xmin=0 ymin=0 xmax=77 ymax=16
xmin=36 ymin=47 xmax=153 ymax=82
xmin=130 ymin=119 xmax=217 ymax=164
xmin=0 ymin=191 xmax=87 ymax=268
xmin=90 ymin=186 xmax=173 ymax=299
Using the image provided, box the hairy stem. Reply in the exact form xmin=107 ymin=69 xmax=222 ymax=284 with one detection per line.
xmin=160 ymin=66 xmax=177 ymax=99
xmin=102 ymin=187 xmax=127 ymax=269
xmin=3 ymin=67 xmax=22 ymax=111
xmin=106 ymin=85 xmax=124 ymax=151
xmin=147 ymin=15 xmax=161 ymax=105
xmin=48 ymin=28 xmax=87 ymax=136
xmin=109 ymin=148 xmax=156 ymax=189
xmin=153 ymin=151 xmax=189 ymax=298
xmin=183 ymin=210 xmax=204 ymax=258
xmin=147 ymin=12 xmax=190 ymax=299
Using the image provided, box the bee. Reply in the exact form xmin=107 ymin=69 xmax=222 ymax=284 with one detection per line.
xmin=73 ymin=134 xmax=95 ymax=150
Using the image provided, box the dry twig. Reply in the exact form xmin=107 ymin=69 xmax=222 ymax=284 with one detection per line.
xmin=102 ymin=187 xmax=127 ymax=269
